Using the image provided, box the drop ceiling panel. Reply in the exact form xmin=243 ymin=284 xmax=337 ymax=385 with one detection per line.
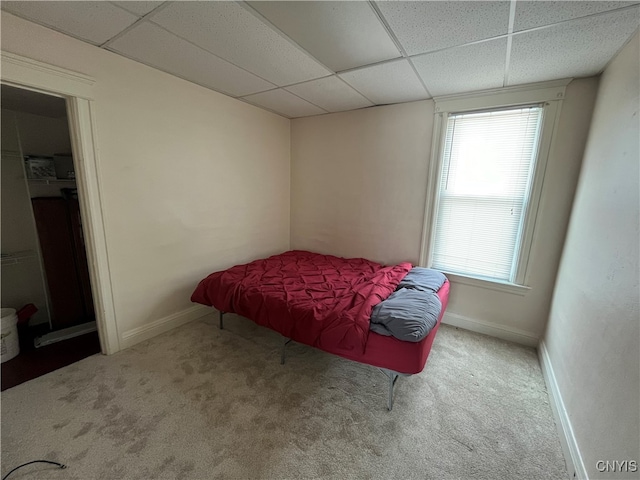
xmin=413 ymin=38 xmax=507 ymax=97
xmin=109 ymin=22 xmax=275 ymax=97
xmin=509 ymin=7 xmax=640 ymax=86
xmin=247 ymin=1 xmax=401 ymax=72
xmin=376 ymin=1 xmax=510 ymax=56
xmin=339 ymin=59 xmax=429 ymax=105
xmin=111 ymin=1 xmax=164 ymax=17
xmin=1 ymin=1 xmax=139 ymax=45
xmin=151 ymin=2 xmax=331 ymax=86
xmin=242 ymin=89 xmax=326 ymax=118
xmin=286 ymin=76 xmax=373 ymax=113
xmin=514 ymin=1 xmax=638 ymax=32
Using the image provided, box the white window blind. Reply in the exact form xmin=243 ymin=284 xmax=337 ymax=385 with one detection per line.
xmin=431 ymin=106 xmax=543 ymax=282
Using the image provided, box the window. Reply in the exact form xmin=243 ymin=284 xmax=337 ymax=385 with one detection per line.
xmin=423 ymin=82 xmax=566 ymax=287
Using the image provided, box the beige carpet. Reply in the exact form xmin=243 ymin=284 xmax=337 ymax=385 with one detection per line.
xmin=1 ymin=313 xmax=567 ymax=479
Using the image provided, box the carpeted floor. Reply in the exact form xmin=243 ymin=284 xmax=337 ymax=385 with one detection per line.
xmin=1 ymin=313 xmax=567 ymax=480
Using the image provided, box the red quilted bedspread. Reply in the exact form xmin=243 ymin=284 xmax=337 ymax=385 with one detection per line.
xmin=191 ymin=250 xmax=412 ymax=353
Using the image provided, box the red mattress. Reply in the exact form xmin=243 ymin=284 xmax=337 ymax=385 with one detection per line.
xmin=191 ymin=250 xmax=449 ymax=375
xmin=191 ymin=250 xmax=411 ymax=353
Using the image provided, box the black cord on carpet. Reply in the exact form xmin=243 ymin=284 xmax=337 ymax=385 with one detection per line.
xmin=2 ymin=460 xmax=66 ymax=480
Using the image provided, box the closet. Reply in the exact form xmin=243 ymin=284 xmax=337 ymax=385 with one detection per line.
xmin=1 ymin=84 xmax=96 ymax=336
xmin=1 ymin=84 xmax=100 ymax=390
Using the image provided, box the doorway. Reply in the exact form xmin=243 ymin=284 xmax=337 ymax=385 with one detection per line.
xmin=1 ymin=85 xmax=101 ymax=389
xmin=2 ymin=52 xmax=120 ymax=360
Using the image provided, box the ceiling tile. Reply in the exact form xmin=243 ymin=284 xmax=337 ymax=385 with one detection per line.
xmin=1 ymin=1 xmax=138 ymax=45
xmin=339 ymin=59 xmax=429 ymax=105
xmin=376 ymin=1 xmax=510 ymax=56
xmin=412 ymin=38 xmax=507 ymax=97
xmin=112 ymin=1 xmax=164 ymax=17
xmin=514 ymin=1 xmax=638 ymax=32
xmin=285 ymin=76 xmax=373 ymax=113
xmin=151 ymin=2 xmax=330 ymax=86
xmin=508 ymin=7 xmax=640 ymax=86
xmin=109 ymin=22 xmax=275 ymax=97
xmin=247 ymin=1 xmax=401 ymax=72
xmin=241 ymin=89 xmax=326 ymax=118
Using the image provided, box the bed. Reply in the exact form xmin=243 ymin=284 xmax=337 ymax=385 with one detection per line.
xmin=191 ymin=250 xmax=449 ymax=410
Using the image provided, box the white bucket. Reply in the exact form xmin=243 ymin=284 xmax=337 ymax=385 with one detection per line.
xmin=1 ymin=308 xmax=20 ymax=363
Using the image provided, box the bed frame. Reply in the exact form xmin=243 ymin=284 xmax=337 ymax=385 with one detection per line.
xmin=193 ymin=251 xmax=449 ymax=411
xmin=217 ymin=309 xmax=435 ymax=411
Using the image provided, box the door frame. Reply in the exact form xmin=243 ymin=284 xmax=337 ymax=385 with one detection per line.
xmin=1 ymin=52 xmax=120 ymax=354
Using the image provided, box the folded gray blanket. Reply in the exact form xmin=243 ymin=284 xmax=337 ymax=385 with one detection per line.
xmin=398 ymin=267 xmax=446 ymax=292
xmin=370 ymin=268 xmax=446 ymax=342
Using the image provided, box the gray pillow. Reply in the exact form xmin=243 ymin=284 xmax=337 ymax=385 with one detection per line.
xmin=370 ymin=288 xmax=442 ymax=342
xmin=398 ymin=267 xmax=446 ymax=293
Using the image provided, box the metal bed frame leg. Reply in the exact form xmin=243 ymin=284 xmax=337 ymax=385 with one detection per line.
xmin=381 ymin=368 xmax=401 ymax=411
xmin=214 ymin=316 xmax=404 ymax=410
xmin=281 ymin=338 xmax=292 ymax=365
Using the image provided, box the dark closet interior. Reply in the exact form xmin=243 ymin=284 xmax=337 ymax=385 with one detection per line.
xmin=1 ymin=84 xmax=100 ymax=390
xmin=31 ymin=190 xmax=95 ymax=330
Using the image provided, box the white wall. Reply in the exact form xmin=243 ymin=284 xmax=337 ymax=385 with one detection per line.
xmin=543 ymin=33 xmax=639 ymax=479
xmin=291 ymin=78 xmax=598 ymax=342
xmin=1 ymin=13 xmax=291 ymax=347
xmin=292 ymin=100 xmax=434 ymax=266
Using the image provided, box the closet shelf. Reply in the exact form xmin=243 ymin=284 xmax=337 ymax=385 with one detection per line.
xmin=1 ymin=250 xmax=38 ymax=266
xmin=27 ymin=178 xmax=76 ymax=185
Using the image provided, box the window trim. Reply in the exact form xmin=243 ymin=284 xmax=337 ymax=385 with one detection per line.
xmin=440 ymin=271 xmax=531 ymax=296
xmin=419 ymin=79 xmax=569 ymax=289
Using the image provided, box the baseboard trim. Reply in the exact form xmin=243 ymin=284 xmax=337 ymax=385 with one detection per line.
xmin=442 ymin=312 xmax=539 ymax=347
xmin=120 ymin=305 xmax=210 ymax=350
xmin=538 ymin=340 xmax=588 ymax=480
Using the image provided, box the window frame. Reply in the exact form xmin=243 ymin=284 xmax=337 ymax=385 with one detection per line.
xmin=419 ymin=80 xmax=569 ymax=292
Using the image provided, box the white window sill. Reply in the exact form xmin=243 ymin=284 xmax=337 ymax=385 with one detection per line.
xmin=441 ymin=271 xmax=531 ymax=296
